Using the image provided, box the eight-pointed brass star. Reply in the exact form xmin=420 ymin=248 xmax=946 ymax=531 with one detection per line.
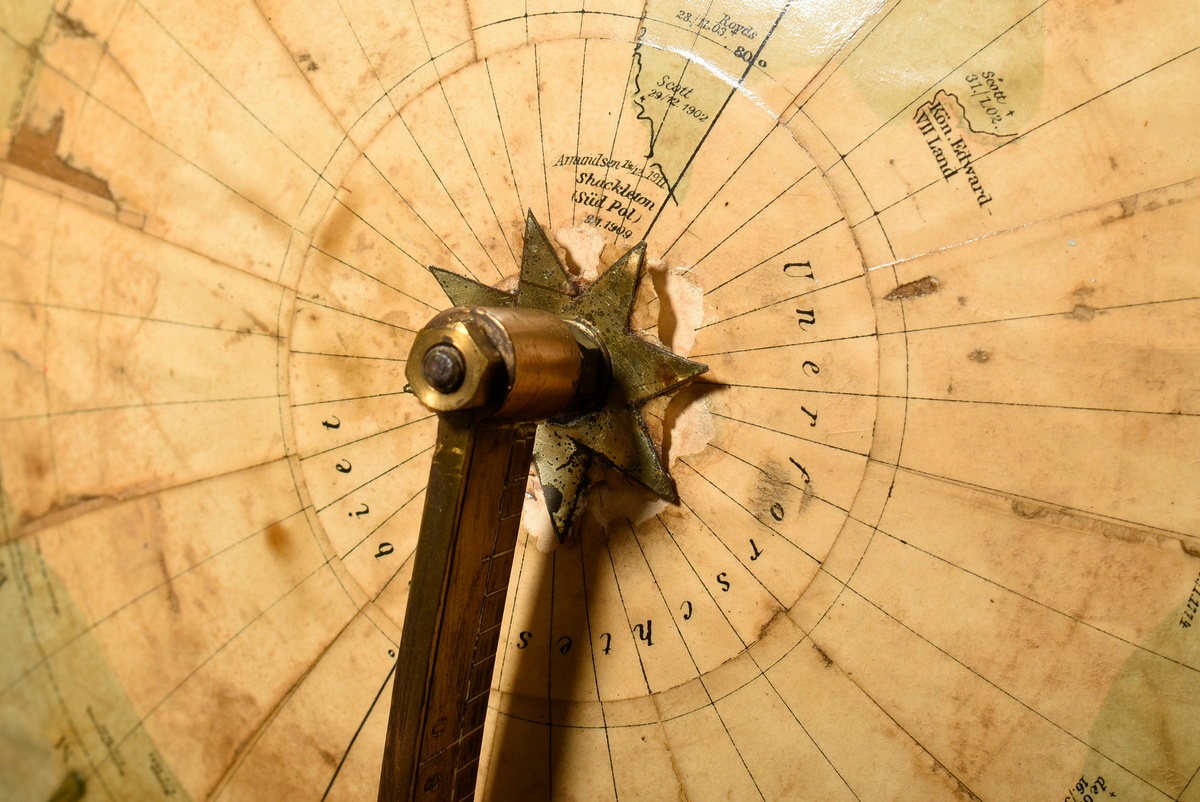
xmin=427 ymin=213 xmax=707 ymax=539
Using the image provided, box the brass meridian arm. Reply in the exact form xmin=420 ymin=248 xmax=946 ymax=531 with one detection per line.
xmin=377 ymin=306 xmax=605 ymax=802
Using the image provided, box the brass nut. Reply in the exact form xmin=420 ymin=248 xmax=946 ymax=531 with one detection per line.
xmin=406 ymin=313 xmax=506 ymax=413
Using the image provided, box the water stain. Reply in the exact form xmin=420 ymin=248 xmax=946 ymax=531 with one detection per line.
xmin=1066 ymin=304 xmax=1097 ymax=322
xmin=967 ymin=349 xmax=991 ymax=363
xmin=1010 ymin=498 xmax=1191 ymax=553
xmin=55 ymin=12 xmax=93 ymax=39
xmin=47 ymin=770 xmax=85 ymax=802
xmin=885 ymin=276 xmax=941 ymax=301
xmin=812 ymin=642 xmax=834 ymax=668
xmin=264 ymin=521 xmax=293 ymax=559
xmin=7 ymin=115 xmax=114 ymax=202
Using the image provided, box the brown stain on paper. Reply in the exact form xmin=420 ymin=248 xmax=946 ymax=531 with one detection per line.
xmin=885 ymin=276 xmax=942 ymax=301
xmin=7 ymin=114 xmax=114 ymax=202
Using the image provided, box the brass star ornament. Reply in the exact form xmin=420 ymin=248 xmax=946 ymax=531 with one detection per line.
xmin=429 ymin=213 xmax=707 ymax=540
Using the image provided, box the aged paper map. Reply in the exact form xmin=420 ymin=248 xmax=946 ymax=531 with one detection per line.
xmin=2 ymin=0 xmax=1199 ymax=799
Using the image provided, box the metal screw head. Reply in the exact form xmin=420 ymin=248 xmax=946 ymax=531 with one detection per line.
xmin=406 ymin=312 xmax=506 ymax=413
xmin=422 ymin=344 xmax=466 ymax=394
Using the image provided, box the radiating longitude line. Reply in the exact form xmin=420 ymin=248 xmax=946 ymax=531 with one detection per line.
xmin=469 ymin=10 xmax=644 ymax=32
xmin=344 ymin=484 xmax=426 ymax=559
xmin=97 ymin=560 xmax=339 ymax=775
xmin=297 ymin=414 xmax=435 ymax=462
xmin=40 ymin=196 xmax=64 ymax=514
xmin=331 ymin=0 xmax=400 ymax=114
xmin=843 ymin=580 xmax=1177 ymax=798
xmin=675 ymin=451 xmax=825 ymax=564
xmin=598 ymin=520 xmax=653 ymax=695
xmin=672 ymin=490 xmax=788 ymax=610
xmin=711 ymin=379 xmax=1200 ymax=420
xmin=307 ymin=243 xmax=441 ymax=312
xmin=534 ymin=44 xmax=553 ymax=227
xmin=295 ymin=296 xmax=419 ymax=334
xmin=707 ymin=406 xmax=868 ymax=458
xmin=0 ymin=294 xmax=282 ymax=339
xmin=891 ymin=458 xmax=1198 ymax=544
xmin=571 ymin=39 xmax=587 ymax=227
xmin=493 ymin=514 xmax=532 ymax=692
xmin=486 ymin=60 xmax=527 ymax=229
xmin=690 ymin=331 xmax=874 ymax=358
xmin=0 ymin=508 xmax=311 ymax=701
xmin=1177 ymin=763 xmax=1200 ymax=801
xmin=320 ymin=655 xmax=397 ymax=801
xmin=412 ymin=0 xmax=520 ymax=269
xmin=546 ymin=550 xmax=556 ymax=791
xmin=314 ymin=443 xmax=434 ymax=515
xmin=358 ymin=154 xmax=486 ymax=284
xmin=697 ymin=217 xmax=844 ymax=301
xmin=693 ymin=293 xmax=1200 ymax=358
xmin=833 ymin=1 xmax=1051 ymax=163
xmin=622 ymin=517 xmax=768 ymax=801
xmin=867 ymin=44 xmax=1200 ymax=224
xmin=135 ymin=0 xmax=335 ymax=180
xmin=895 ymin=393 xmax=1200 ymax=420
xmin=642 ymin=0 xmax=796 ymax=237
xmin=0 ymin=394 xmax=286 ymax=425
xmin=291 ymin=350 xmax=406 ymax=363
xmin=575 ymin=513 xmax=620 ymax=801
xmin=292 ymin=389 xmax=414 ymax=408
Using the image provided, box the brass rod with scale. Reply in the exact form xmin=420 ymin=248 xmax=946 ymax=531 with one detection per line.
xmin=377 ymin=304 xmax=597 ymax=800
xmin=377 ymin=304 xmax=590 ymax=801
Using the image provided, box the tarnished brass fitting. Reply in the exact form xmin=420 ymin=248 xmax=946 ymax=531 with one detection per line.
xmin=406 ymin=307 xmax=609 ymax=422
